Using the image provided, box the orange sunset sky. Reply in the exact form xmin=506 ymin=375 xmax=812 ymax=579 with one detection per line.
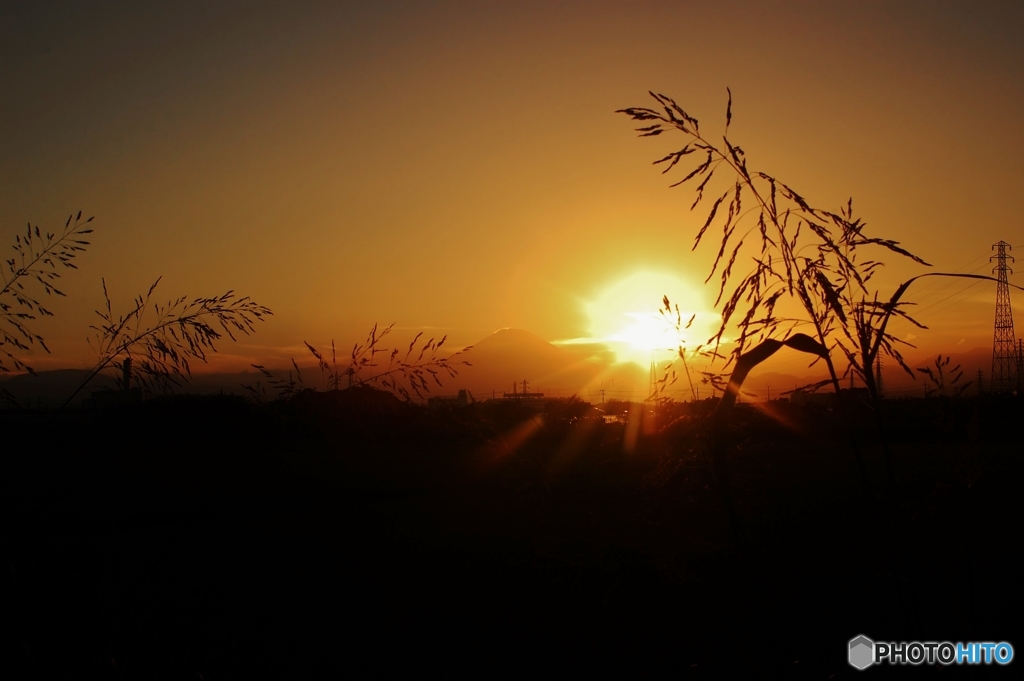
xmin=3 ymin=1 xmax=1024 ymax=391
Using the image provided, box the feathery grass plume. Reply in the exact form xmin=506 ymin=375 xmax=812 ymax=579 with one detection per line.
xmin=312 ymin=323 xmax=472 ymax=401
xmin=63 ymin=277 xmax=272 ymax=407
xmin=618 ymin=92 xmax=917 ymax=392
xmin=242 ymin=361 xmax=305 ymax=402
xmin=253 ymin=324 xmax=473 ymax=402
xmin=0 ymin=212 xmax=94 ymax=376
xmin=658 ymin=295 xmax=699 ymax=400
xmin=917 ymin=354 xmax=970 ymax=397
xmin=619 ymin=91 xmax=1015 ymax=402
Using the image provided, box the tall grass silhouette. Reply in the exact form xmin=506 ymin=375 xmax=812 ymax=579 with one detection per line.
xmin=63 ymin=277 xmax=273 ymax=407
xmin=245 ymin=323 xmax=472 ymax=402
xmin=1 ymin=212 xmax=93 ymax=402
xmin=618 ymin=90 xmax=1011 ymax=403
xmin=917 ymin=354 xmax=970 ymax=397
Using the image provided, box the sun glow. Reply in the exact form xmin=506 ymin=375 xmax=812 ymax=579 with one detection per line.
xmin=581 ymin=271 xmax=716 ymax=365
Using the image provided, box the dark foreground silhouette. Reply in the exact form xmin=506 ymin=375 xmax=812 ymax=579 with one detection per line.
xmin=2 ymin=388 xmax=1020 ymax=678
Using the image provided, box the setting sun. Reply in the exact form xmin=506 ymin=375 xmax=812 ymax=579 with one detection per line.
xmin=581 ymin=271 xmax=715 ymax=365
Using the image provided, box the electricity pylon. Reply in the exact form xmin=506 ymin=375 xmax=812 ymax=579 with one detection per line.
xmin=990 ymin=241 xmax=1017 ymax=393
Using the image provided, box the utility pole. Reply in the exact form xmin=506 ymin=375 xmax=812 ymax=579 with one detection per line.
xmin=765 ymin=382 xmax=771 ymax=401
xmin=990 ymin=241 xmax=1017 ymax=392
xmin=977 ymin=369 xmax=984 ymax=396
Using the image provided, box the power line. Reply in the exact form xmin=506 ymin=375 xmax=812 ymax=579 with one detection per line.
xmin=887 ymin=257 xmax=996 ymax=331
xmin=905 ymin=250 xmax=990 ymax=302
xmin=910 ymin=261 xmax=991 ymax=313
xmin=905 ymin=278 xmax=988 ymax=325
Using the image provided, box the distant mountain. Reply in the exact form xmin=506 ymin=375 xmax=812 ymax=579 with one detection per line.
xmin=463 ymin=328 xmax=579 ymax=378
xmin=449 ymin=328 xmax=604 ymax=398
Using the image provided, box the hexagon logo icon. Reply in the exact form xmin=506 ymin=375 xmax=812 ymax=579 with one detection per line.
xmin=849 ymin=635 xmax=874 ymax=670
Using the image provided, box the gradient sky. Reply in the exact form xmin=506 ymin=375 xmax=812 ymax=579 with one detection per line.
xmin=4 ymin=0 xmax=1023 ymax=376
